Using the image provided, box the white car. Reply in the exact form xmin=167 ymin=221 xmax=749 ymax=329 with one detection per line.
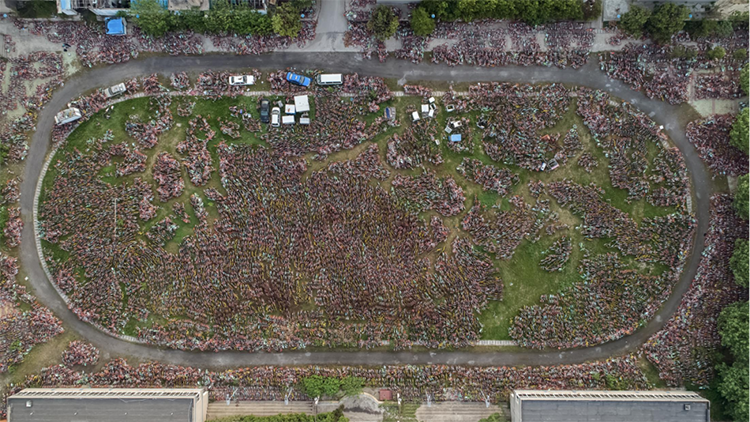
xmin=271 ymin=107 xmax=281 ymax=127
xmin=103 ymin=83 xmax=126 ymax=98
xmin=228 ymin=75 xmax=256 ymax=86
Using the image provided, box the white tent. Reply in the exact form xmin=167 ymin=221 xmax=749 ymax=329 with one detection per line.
xmin=294 ymin=95 xmax=310 ymax=113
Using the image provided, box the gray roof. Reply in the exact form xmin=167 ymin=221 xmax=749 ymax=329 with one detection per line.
xmin=520 ymin=399 xmax=709 ymax=422
xmin=8 ymin=397 xmax=195 ymax=422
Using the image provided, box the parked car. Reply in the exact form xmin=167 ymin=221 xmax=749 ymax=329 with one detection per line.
xmin=286 ymin=72 xmax=311 ymax=87
xmin=103 ymin=83 xmax=126 ymax=98
xmin=229 ymin=75 xmax=256 ymax=86
xmin=259 ymin=98 xmax=270 ymax=123
xmin=271 ymin=107 xmax=281 ymax=127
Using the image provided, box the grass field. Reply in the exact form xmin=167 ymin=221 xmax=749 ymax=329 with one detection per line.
xmin=40 ymin=88 xmax=681 ymax=342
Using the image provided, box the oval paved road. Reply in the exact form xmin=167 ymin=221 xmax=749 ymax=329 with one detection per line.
xmin=19 ymin=53 xmax=712 ymax=369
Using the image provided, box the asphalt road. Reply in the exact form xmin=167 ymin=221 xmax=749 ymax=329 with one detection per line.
xmin=18 ymin=54 xmax=713 ymax=369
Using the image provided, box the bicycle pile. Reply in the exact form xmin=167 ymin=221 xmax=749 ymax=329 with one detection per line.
xmin=0 ymin=252 xmax=63 ymax=374
xmin=61 ymin=341 xmax=99 ymax=367
xmin=40 ymin=143 xmax=504 ymax=350
xmin=387 ymin=119 xmax=442 ymax=169
xmin=125 ymin=95 xmax=174 ymax=149
xmin=694 ymin=72 xmax=742 ymax=100
xmin=686 ymin=114 xmax=749 ymax=177
xmin=153 ymin=152 xmax=185 ymax=202
xmin=539 ymin=236 xmax=572 ymax=272
xmin=642 ymin=195 xmax=749 ymax=386
xmin=16 ymin=19 xmax=313 ymax=68
xmin=508 ymin=180 xmax=695 ymax=349
xmin=327 ymin=144 xmax=390 ymax=181
xmin=391 ymin=171 xmax=465 ymax=216
xmin=3 ymin=207 xmax=22 ymax=248
xmin=35 ymin=80 xmax=695 ymax=352
xmin=457 ymin=158 xmax=518 ymax=197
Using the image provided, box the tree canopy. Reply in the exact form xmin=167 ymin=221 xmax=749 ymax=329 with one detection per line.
xmin=129 ymin=0 xmax=171 ymax=37
xmin=272 ymin=2 xmax=302 ymax=38
xmin=411 ymin=7 xmax=435 ymax=36
xmin=731 ymin=109 xmax=749 ymax=155
xmin=742 ymin=64 xmax=749 ymax=96
xmin=340 ymin=376 xmax=364 ymax=396
xmin=299 ymin=375 xmax=341 ymax=399
xmin=731 ymin=239 xmax=749 ymax=288
xmin=645 ymin=3 xmax=689 ymax=43
xmin=129 ymin=0 xmax=274 ymax=36
xmin=417 ymin=0 xmax=589 ymax=26
xmin=717 ymin=361 xmax=749 ymax=422
xmin=735 ymin=174 xmax=749 ymax=219
xmin=368 ymin=5 xmax=399 ymax=41
xmin=619 ymin=5 xmax=650 ymax=38
xmin=716 ymin=296 xmax=749 ymax=422
xmin=706 ymin=46 xmax=726 ymax=60
xmin=719 ymin=300 xmax=749 ymax=359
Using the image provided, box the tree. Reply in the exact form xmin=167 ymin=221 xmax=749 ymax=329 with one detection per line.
xmin=421 ymin=0 xmax=451 ymax=21
xmin=129 ymin=0 xmax=171 ymax=37
xmin=411 ymin=7 xmax=435 ymax=36
xmin=0 ymin=206 xmax=6 ymax=242
xmin=671 ymin=45 xmax=697 ymax=59
xmin=300 ymin=376 xmax=341 ymax=399
xmin=619 ymin=5 xmax=650 ymax=38
xmin=742 ymin=64 xmax=749 ymax=96
xmin=686 ymin=19 xmax=716 ymax=39
xmin=292 ymin=0 xmax=314 ymax=10
xmin=646 ymin=3 xmax=689 ymax=43
xmin=368 ymin=5 xmax=399 ymax=41
xmin=731 ymin=239 xmax=749 ymax=288
xmin=719 ymin=301 xmax=749 ymax=358
xmin=582 ymin=0 xmax=602 ymax=21
xmin=730 ymin=109 xmax=749 ymax=155
xmin=706 ymin=46 xmax=726 ymax=60
xmin=16 ymin=0 xmax=57 ymax=18
xmin=735 ymin=174 xmax=749 ymax=219
xmin=321 ymin=377 xmax=341 ymax=397
xmin=734 ymin=48 xmax=748 ymax=61
xmin=715 ymin=20 xmax=734 ymax=37
xmin=272 ymin=2 xmax=302 ymax=38
xmin=340 ymin=376 xmax=364 ymax=396
xmin=718 ymin=363 xmax=750 ymax=421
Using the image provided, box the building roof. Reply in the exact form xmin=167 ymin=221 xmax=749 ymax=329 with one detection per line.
xmin=8 ymin=388 xmax=204 ymax=422
xmin=294 ymin=95 xmax=310 ymax=113
xmin=513 ymin=390 xmax=709 ymax=422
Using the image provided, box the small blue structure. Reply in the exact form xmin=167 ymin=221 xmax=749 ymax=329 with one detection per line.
xmin=105 ymin=17 xmax=127 ymax=36
xmin=450 ymin=134 xmax=462 ymax=143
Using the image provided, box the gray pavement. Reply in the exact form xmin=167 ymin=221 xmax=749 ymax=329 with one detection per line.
xmin=19 ymin=54 xmax=713 ymax=369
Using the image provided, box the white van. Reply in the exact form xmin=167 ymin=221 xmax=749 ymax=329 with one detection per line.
xmin=315 ymin=74 xmax=343 ymax=86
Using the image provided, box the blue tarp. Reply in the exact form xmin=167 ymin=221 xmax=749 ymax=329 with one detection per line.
xmin=105 ymin=17 xmax=126 ymax=35
xmin=60 ymin=0 xmax=71 ymax=10
xmin=450 ymin=134 xmax=462 ymax=142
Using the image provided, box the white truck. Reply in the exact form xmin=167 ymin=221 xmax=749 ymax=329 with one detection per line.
xmin=228 ymin=75 xmax=256 ymax=86
xmin=54 ymin=108 xmax=82 ymax=125
xmin=103 ymin=83 xmax=127 ymax=98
